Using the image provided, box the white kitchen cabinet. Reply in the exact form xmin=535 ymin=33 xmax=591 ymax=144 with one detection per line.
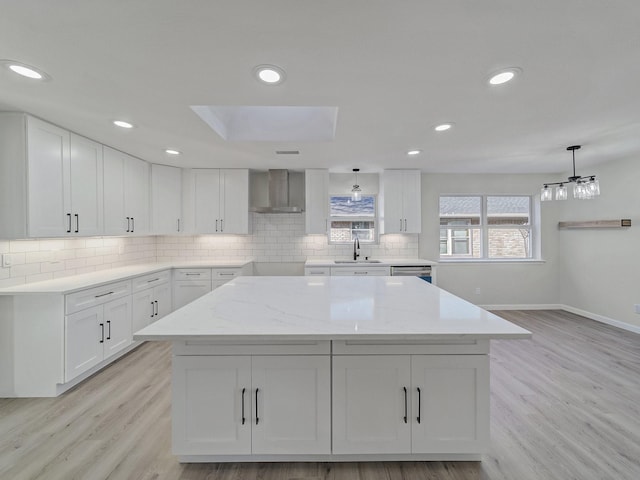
xmin=330 ymin=266 xmax=390 ymax=276
xmin=151 ymin=164 xmax=182 ymax=234
xmin=65 ymin=294 xmax=132 ymax=382
xmin=381 ymin=170 xmax=421 ymax=234
xmin=185 ymin=168 xmax=249 ymax=234
xmin=172 ymin=268 xmax=212 ymax=310
xmin=172 ymin=354 xmax=331 ymax=456
xmin=0 ymin=114 xmax=103 ymax=238
xmin=304 ymin=266 xmax=330 ymax=276
xmin=305 ymin=169 xmax=329 ymax=234
xmin=103 ymin=146 xmax=150 ymax=235
xmin=132 ymin=271 xmax=172 ymax=333
xmin=332 ymin=353 xmax=489 ymax=455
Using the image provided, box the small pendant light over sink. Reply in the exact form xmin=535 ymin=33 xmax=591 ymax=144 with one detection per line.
xmin=351 ymin=168 xmax=362 ymax=201
xmin=541 ymin=145 xmax=600 ymax=201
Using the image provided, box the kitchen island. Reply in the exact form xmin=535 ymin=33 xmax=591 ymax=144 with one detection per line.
xmin=135 ymin=276 xmax=531 ymax=463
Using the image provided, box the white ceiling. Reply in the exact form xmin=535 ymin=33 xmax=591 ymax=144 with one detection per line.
xmin=1 ymin=0 xmax=639 ymax=174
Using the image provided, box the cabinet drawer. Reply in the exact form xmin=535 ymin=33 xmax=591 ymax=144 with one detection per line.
xmin=212 ymin=268 xmax=242 ymax=281
xmin=305 ymin=267 xmax=330 ymax=276
xmin=330 ymin=266 xmax=390 ymax=276
xmin=65 ymin=280 xmax=132 ymax=315
xmin=173 ymin=268 xmax=211 ymax=280
xmin=132 ymin=269 xmax=171 ymax=292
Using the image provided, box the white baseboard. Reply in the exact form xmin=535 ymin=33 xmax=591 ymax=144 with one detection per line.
xmin=481 ymin=303 xmax=640 ymax=335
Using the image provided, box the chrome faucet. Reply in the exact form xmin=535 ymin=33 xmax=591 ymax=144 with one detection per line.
xmin=353 ymin=237 xmax=360 ymax=261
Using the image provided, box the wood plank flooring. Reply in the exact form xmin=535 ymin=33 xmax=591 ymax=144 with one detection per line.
xmin=1 ymin=310 xmax=639 ymax=480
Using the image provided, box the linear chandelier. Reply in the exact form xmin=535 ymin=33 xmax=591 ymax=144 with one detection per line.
xmin=541 ymin=145 xmax=600 ymax=201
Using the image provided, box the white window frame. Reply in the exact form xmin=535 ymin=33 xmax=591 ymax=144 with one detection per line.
xmin=328 ymin=194 xmax=379 ymax=245
xmin=439 ymin=195 xmax=537 ymax=261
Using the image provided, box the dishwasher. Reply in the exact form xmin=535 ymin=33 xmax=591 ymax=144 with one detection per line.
xmin=389 ymin=265 xmax=433 ymax=284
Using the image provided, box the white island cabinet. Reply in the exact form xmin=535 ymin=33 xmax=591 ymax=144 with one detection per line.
xmin=135 ymin=276 xmax=530 ymax=463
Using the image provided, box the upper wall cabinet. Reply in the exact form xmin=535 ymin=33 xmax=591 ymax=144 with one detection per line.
xmin=0 ymin=114 xmax=103 ymax=238
xmin=151 ymin=164 xmax=182 ymax=235
xmin=305 ymin=169 xmax=329 ymax=234
xmin=183 ymin=169 xmax=249 ymax=234
xmin=103 ymin=147 xmax=150 ymax=235
xmin=380 ymin=170 xmax=422 ymax=234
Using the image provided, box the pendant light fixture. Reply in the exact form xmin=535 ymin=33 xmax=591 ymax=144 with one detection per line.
xmin=351 ymin=168 xmax=362 ymax=201
xmin=540 ymin=146 xmax=600 ymax=201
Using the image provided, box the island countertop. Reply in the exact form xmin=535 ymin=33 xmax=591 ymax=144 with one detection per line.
xmin=134 ymin=276 xmax=531 ymax=341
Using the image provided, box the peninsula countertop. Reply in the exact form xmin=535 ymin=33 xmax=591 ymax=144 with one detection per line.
xmin=134 ymin=276 xmax=531 ymax=342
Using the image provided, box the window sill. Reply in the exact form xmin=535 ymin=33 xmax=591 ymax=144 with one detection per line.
xmin=437 ymin=259 xmax=546 ymax=265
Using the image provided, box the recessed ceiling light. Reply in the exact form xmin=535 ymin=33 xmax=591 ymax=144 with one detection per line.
xmin=165 ymin=149 xmax=181 ymax=155
xmin=407 ymin=150 xmax=422 ymax=156
xmin=1 ymin=60 xmax=50 ymax=80
xmin=488 ymin=67 xmax=521 ymax=85
xmin=113 ymin=120 xmax=134 ymax=129
xmin=254 ymin=64 xmax=286 ymax=85
xmin=434 ymin=123 xmax=453 ymax=132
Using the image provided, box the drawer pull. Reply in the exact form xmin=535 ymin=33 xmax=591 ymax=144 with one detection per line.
xmin=147 ymin=278 xmax=160 ymax=283
xmin=218 ymin=273 xmax=235 ymax=276
xmin=184 ymin=273 xmax=201 ymax=276
xmin=354 ymin=271 xmax=368 ymax=275
xmin=94 ymin=291 xmax=114 ymax=298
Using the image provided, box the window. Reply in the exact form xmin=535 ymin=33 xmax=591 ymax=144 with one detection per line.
xmin=439 ymin=195 xmax=533 ymax=260
xmin=329 ymin=195 xmax=377 ymax=244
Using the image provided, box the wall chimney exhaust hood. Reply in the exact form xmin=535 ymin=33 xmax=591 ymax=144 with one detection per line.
xmin=250 ymin=170 xmax=304 ymax=213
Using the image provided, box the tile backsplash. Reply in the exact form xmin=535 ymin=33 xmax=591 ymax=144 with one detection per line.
xmin=1 ymin=213 xmax=419 ymax=287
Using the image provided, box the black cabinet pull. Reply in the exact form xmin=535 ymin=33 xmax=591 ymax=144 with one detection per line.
xmin=417 ymin=387 xmax=421 ymax=424
xmin=94 ymin=291 xmax=114 ymax=298
xmin=67 ymin=213 xmax=72 ymax=233
xmin=74 ymin=214 xmax=79 ymax=233
xmin=241 ymin=388 xmax=246 ymax=425
xmin=255 ymin=388 xmax=259 ymax=425
xmin=131 ymin=217 xmax=135 ymax=232
xmin=154 ymin=300 xmax=159 ymax=316
xmin=220 ymin=219 xmax=224 ymax=232
xmin=404 ymin=219 xmax=407 ymax=232
xmin=99 ymin=323 xmax=104 ymax=343
xmin=106 ymin=320 xmax=111 ymax=340
xmin=177 ymin=218 xmax=180 ymax=232
xmin=403 ymin=387 xmax=408 ymax=424
xmin=150 ymin=302 xmax=155 ymax=318
xmin=215 ymin=219 xmax=219 ymax=232
xmin=126 ymin=217 xmax=130 ymax=233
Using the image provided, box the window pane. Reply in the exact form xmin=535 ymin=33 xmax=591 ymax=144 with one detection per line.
xmin=330 ymin=196 xmax=375 ymax=217
xmin=488 ymin=228 xmax=531 ymax=258
xmin=330 ymin=220 xmax=375 ymax=243
xmin=439 ymin=227 xmax=481 ymax=258
xmin=487 ymin=196 xmax=530 ymax=226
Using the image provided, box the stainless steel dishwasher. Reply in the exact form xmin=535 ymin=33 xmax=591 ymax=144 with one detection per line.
xmin=389 ymin=265 xmax=433 ymax=284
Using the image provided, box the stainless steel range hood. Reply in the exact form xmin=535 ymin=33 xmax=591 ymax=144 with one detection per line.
xmin=250 ymin=169 xmax=304 ymax=213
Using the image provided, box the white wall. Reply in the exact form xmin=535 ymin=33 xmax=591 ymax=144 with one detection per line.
xmin=420 ymin=173 xmax=562 ymax=306
xmin=555 ymin=155 xmax=640 ymax=329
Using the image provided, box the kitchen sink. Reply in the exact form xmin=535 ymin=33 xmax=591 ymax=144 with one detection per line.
xmin=334 ymin=260 xmax=382 ymax=264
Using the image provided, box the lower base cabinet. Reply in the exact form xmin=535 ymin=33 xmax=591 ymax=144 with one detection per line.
xmin=332 ymin=354 xmax=489 ymax=455
xmin=172 ymin=354 xmax=331 ymax=456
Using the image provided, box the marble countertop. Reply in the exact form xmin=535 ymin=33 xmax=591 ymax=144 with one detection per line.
xmin=134 ymin=276 xmax=531 ymax=341
xmin=0 ymin=260 xmax=253 ymax=295
xmin=305 ymin=258 xmax=438 ymax=267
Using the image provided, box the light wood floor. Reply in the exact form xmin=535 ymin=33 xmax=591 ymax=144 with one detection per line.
xmin=1 ymin=310 xmax=640 ymax=480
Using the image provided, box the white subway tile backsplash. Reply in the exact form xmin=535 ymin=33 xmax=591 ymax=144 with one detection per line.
xmin=10 ymin=263 xmax=41 ymax=277
xmin=10 ymin=240 xmax=40 ymax=253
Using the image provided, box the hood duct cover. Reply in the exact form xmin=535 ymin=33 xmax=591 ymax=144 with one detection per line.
xmin=251 ymin=169 xmax=304 ymax=213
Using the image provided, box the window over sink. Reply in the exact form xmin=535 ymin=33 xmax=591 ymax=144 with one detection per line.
xmin=329 ymin=195 xmax=378 ymax=244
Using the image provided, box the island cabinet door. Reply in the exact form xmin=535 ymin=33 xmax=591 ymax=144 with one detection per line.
xmin=251 ymin=355 xmax=331 ymax=455
xmin=332 ymin=355 xmax=411 ymax=454
xmin=172 ymin=356 xmax=252 ymax=455
xmin=410 ymin=355 xmax=489 ymax=454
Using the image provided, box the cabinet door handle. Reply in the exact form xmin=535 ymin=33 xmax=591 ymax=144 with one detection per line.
xmin=126 ymin=217 xmax=130 ymax=233
xmin=403 ymin=387 xmax=408 ymax=424
xmin=154 ymin=300 xmax=159 ymax=316
xmin=255 ymin=388 xmax=259 ymax=425
xmin=220 ymin=219 xmax=224 ymax=232
xmin=67 ymin=213 xmax=72 ymax=233
xmin=241 ymin=387 xmax=246 ymax=425
xmin=215 ymin=219 xmax=218 ymax=232
xmin=131 ymin=217 xmax=135 ymax=232
xmin=404 ymin=219 xmax=407 ymax=232
xmin=74 ymin=214 xmax=79 ymax=233
xmin=94 ymin=291 xmax=114 ymax=298
xmin=150 ymin=301 xmax=155 ymax=318
xmin=177 ymin=218 xmax=180 ymax=232
xmin=399 ymin=218 xmax=403 ymax=231
xmin=106 ymin=320 xmax=111 ymax=340
xmin=417 ymin=387 xmax=421 ymax=424
xmin=99 ymin=323 xmax=104 ymax=343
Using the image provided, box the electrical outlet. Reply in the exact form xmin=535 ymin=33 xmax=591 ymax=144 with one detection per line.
xmin=1 ymin=253 xmax=12 ymax=268
xmin=634 ymin=304 xmax=640 ymax=314
xmin=475 ymin=287 xmax=481 ymax=295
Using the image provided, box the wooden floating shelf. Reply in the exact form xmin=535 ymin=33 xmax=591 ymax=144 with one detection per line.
xmin=558 ymin=219 xmax=631 ymax=229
